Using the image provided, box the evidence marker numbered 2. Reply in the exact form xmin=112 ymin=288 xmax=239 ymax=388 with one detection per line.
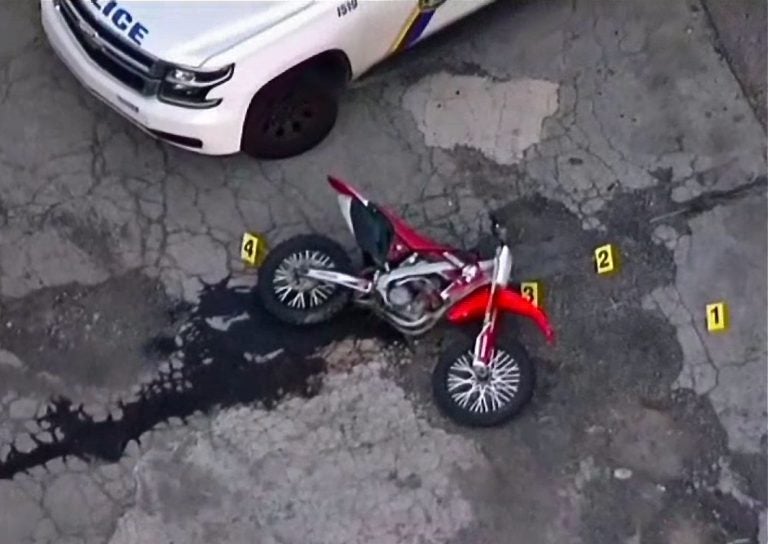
xmin=593 ymin=243 xmax=620 ymax=275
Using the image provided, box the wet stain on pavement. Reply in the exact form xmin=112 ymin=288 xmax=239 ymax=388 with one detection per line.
xmin=0 ymin=276 xmax=393 ymax=479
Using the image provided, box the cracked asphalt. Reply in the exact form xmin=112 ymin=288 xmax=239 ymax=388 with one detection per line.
xmin=1 ymin=1 xmax=766 ymax=543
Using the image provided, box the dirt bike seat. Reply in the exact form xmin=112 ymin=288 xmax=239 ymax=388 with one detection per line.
xmin=350 ymin=199 xmax=395 ymax=267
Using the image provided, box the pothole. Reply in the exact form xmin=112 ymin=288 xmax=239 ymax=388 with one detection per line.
xmin=0 ymin=271 xmax=174 ymax=395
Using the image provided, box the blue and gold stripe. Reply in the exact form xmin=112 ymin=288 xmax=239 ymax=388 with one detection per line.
xmin=390 ymin=2 xmax=444 ymax=54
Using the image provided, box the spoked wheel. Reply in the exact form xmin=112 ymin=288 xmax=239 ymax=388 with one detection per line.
xmin=432 ymin=335 xmax=535 ymax=427
xmin=257 ymin=234 xmax=352 ymax=325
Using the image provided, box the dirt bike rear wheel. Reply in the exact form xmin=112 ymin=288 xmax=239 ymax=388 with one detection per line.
xmin=257 ymin=234 xmax=352 ymax=325
xmin=432 ymin=334 xmax=536 ymax=427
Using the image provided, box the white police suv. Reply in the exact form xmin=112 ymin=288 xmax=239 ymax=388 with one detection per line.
xmin=41 ymin=0 xmax=495 ymax=159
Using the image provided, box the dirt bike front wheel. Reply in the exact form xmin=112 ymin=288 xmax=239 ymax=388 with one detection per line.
xmin=432 ymin=335 xmax=536 ymax=427
xmin=257 ymin=234 xmax=352 ymax=326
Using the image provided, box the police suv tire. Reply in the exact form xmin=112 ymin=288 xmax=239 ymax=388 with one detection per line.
xmin=257 ymin=234 xmax=353 ymax=325
xmin=432 ymin=334 xmax=536 ymax=427
xmin=241 ymin=67 xmax=341 ymax=159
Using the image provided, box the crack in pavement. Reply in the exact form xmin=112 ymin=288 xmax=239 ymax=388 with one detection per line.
xmin=650 ymin=174 xmax=767 ymax=223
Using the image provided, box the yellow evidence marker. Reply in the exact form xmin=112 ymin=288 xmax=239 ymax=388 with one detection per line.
xmin=240 ymin=232 xmax=269 ymax=267
xmin=705 ymin=302 xmax=729 ymax=333
xmin=520 ymin=281 xmax=543 ymax=309
xmin=594 ymin=243 xmax=620 ymax=275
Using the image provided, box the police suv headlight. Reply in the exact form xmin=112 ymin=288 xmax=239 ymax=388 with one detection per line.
xmin=158 ymin=64 xmax=234 ymax=108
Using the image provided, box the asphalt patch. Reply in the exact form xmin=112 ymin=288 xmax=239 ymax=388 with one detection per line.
xmin=0 ymin=276 xmax=393 ymax=479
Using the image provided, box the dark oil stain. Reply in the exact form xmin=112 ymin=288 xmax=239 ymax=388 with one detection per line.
xmin=0 ymin=276 xmax=394 ymax=479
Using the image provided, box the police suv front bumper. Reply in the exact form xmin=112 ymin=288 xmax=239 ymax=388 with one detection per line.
xmin=40 ymin=0 xmax=246 ymax=155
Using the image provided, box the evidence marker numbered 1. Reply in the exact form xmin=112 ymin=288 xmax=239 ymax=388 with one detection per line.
xmin=593 ymin=243 xmax=620 ymax=275
xmin=520 ymin=281 xmax=543 ymax=308
xmin=240 ymin=232 xmax=269 ymax=267
xmin=705 ymin=301 xmax=729 ymax=333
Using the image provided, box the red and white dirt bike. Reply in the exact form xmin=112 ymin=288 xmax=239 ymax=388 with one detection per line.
xmin=244 ymin=176 xmax=555 ymax=427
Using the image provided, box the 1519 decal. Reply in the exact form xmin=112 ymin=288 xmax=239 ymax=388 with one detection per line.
xmin=337 ymin=0 xmax=358 ymax=17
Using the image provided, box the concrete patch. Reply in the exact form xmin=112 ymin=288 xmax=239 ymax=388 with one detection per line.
xmin=0 ymin=348 xmax=23 ymax=370
xmin=402 ymin=72 xmax=559 ymax=165
xmin=662 ymin=516 xmax=718 ymax=544
xmin=605 ymin=402 xmax=696 ymax=481
xmin=0 ymin=272 xmax=174 ymax=398
xmin=643 ymin=196 xmax=767 ymax=454
xmin=108 ymin=362 xmax=481 ymax=544
xmin=8 ymin=396 xmax=38 ymax=420
xmin=701 ymin=0 xmax=767 ymax=128
xmin=0 ymin=480 xmax=43 ymax=542
xmin=0 ymin=227 xmax=109 ymax=299
xmin=44 ymin=473 xmax=118 ymax=537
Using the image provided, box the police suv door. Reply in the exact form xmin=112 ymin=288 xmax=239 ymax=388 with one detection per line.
xmin=344 ymin=0 xmax=495 ymax=77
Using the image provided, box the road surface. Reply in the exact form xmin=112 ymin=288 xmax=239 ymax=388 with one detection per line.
xmin=0 ymin=1 xmax=766 ymax=543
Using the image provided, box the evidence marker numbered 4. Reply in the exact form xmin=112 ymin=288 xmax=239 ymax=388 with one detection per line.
xmin=241 ymin=232 xmax=269 ymax=267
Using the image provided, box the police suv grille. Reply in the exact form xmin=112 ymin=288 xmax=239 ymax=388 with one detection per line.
xmin=57 ymin=0 xmax=163 ymax=95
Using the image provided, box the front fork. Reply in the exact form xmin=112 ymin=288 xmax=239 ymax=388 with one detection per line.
xmin=472 ymin=282 xmax=500 ymax=375
xmin=471 ymin=243 xmax=513 ymax=374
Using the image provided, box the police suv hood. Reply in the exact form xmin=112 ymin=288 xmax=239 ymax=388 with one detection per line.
xmin=81 ymin=0 xmax=315 ymax=67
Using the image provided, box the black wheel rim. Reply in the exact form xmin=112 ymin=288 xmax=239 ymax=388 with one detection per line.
xmin=261 ymin=92 xmax=323 ymax=143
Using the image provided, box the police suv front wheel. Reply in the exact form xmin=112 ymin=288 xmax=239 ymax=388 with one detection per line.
xmin=241 ymin=68 xmax=340 ymax=159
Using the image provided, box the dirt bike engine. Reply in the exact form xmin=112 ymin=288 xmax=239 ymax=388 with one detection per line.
xmin=386 ymin=277 xmax=441 ymax=320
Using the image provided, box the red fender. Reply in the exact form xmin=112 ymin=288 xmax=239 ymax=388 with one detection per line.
xmin=447 ymin=286 xmax=555 ymax=344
